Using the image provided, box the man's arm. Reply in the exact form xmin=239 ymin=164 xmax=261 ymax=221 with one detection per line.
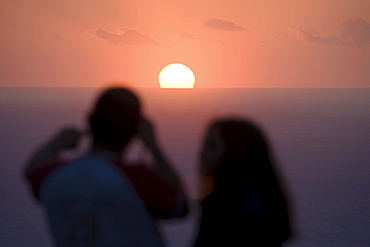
xmin=24 ymin=128 xmax=82 ymax=178
xmin=138 ymin=117 xmax=183 ymax=190
xmin=138 ymin=117 xmax=188 ymax=217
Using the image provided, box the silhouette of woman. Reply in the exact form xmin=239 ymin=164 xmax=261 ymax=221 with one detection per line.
xmin=194 ymin=118 xmax=292 ymax=247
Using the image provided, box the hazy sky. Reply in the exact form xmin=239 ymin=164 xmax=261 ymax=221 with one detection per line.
xmin=1 ymin=0 xmax=370 ymax=88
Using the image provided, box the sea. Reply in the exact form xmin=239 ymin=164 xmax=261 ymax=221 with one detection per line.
xmin=0 ymin=87 xmax=369 ymax=247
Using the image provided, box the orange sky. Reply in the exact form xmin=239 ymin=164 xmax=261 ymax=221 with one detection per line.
xmin=1 ymin=0 xmax=370 ymax=88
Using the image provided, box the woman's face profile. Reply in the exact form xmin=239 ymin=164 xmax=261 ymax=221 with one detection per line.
xmin=200 ymin=125 xmax=226 ymax=176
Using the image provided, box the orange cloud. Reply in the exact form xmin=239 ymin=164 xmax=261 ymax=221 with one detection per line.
xmin=299 ymin=28 xmax=339 ymax=45
xmin=53 ymin=35 xmax=63 ymax=41
xmin=342 ymin=18 xmax=370 ymax=47
xmin=88 ymin=28 xmax=159 ymax=46
xmin=299 ymin=18 xmax=370 ymax=47
xmin=178 ymin=31 xmax=201 ymax=40
xmin=204 ymin=18 xmax=247 ymax=32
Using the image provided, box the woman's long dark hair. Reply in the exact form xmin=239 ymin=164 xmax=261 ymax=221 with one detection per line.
xmin=208 ymin=118 xmax=292 ymax=242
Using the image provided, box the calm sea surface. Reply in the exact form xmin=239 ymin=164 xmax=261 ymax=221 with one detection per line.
xmin=0 ymin=87 xmax=369 ymax=247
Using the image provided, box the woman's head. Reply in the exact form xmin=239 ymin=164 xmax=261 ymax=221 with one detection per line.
xmin=200 ymin=117 xmax=292 ymax=240
xmin=200 ymin=118 xmax=275 ymax=189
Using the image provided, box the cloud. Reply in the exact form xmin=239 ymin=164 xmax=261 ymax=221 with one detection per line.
xmin=299 ymin=18 xmax=370 ymax=47
xmin=44 ymin=34 xmax=64 ymax=41
xmin=53 ymin=35 xmax=63 ymax=41
xmin=299 ymin=28 xmax=339 ymax=45
xmin=204 ymin=18 xmax=247 ymax=32
xmin=178 ymin=31 xmax=201 ymax=40
xmin=341 ymin=18 xmax=370 ymax=47
xmin=88 ymin=28 xmax=159 ymax=46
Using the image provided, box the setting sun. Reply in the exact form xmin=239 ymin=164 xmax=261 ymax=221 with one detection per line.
xmin=158 ymin=63 xmax=195 ymax=88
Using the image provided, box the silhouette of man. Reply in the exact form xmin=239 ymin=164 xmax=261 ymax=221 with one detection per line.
xmin=24 ymin=87 xmax=188 ymax=247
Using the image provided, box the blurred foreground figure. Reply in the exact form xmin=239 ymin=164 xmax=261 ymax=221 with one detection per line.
xmin=24 ymin=87 xmax=188 ymax=247
xmin=194 ymin=118 xmax=292 ymax=247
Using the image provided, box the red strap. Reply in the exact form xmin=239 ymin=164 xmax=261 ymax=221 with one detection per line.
xmin=27 ymin=160 xmax=64 ymax=199
xmin=112 ymin=162 xmax=179 ymax=218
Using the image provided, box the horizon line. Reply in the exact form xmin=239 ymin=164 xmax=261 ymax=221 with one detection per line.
xmin=1 ymin=86 xmax=369 ymax=89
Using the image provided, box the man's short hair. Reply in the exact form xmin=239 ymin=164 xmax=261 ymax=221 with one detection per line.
xmin=89 ymin=87 xmax=141 ymax=148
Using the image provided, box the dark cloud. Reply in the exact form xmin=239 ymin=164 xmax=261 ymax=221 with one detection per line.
xmin=178 ymin=31 xmax=201 ymax=40
xmin=342 ymin=18 xmax=370 ymax=47
xmin=299 ymin=18 xmax=370 ymax=47
xmin=204 ymin=18 xmax=247 ymax=32
xmin=88 ymin=28 xmax=159 ymax=46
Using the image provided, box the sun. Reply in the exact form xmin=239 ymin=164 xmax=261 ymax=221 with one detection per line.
xmin=158 ymin=63 xmax=195 ymax=88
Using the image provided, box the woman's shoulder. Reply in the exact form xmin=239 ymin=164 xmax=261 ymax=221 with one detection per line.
xmin=204 ymin=187 xmax=266 ymax=217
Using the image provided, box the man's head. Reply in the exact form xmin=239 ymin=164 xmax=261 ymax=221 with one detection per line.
xmin=89 ymin=87 xmax=141 ymax=151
